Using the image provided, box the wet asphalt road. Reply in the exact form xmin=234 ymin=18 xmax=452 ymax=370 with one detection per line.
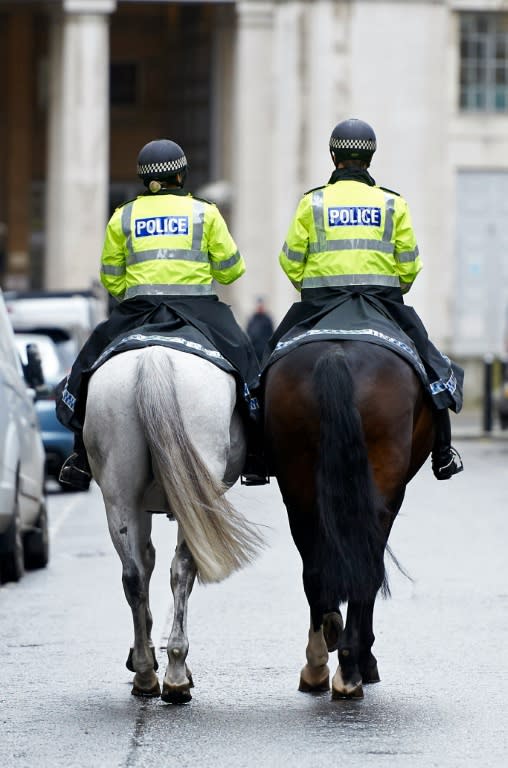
xmin=1 ymin=438 xmax=507 ymax=768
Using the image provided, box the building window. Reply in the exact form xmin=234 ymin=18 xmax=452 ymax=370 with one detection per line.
xmin=459 ymin=13 xmax=508 ymax=112
xmin=110 ymin=62 xmax=138 ymax=107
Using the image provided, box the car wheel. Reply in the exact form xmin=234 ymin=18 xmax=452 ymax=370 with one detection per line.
xmin=0 ymin=494 xmax=25 ymax=584
xmin=23 ymin=500 xmax=49 ymax=570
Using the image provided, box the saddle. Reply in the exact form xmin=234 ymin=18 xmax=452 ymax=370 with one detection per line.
xmin=264 ymin=294 xmax=429 ymax=388
xmin=90 ymin=323 xmax=237 ymax=378
xmin=88 ymin=323 xmax=261 ymax=431
xmin=262 ymin=292 xmax=463 ymax=414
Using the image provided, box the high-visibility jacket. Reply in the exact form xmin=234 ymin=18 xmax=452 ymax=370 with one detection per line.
xmin=279 ymin=180 xmax=422 ymax=294
xmin=100 ymin=191 xmax=245 ymax=300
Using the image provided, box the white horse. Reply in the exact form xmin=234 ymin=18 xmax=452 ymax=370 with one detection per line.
xmin=84 ymin=345 xmax=263 ymax=703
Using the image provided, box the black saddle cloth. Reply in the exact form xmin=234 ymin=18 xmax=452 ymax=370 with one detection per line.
xmin=90 ymin=322 xmax=237 ymax=377
xmin=56 ymin=295 xmax=260 ymax=433
xmin=262 ymin=288 xmax=463 ymax=413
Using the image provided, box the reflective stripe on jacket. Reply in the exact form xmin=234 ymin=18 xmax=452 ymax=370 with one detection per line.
xmin=100 ymin=192 xmax=245 ymax=299
xmin=279 ymin=180 xmax=422 ymax=294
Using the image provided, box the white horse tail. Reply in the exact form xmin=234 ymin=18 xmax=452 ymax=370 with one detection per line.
xmin=135 ymin=347 xmax=263 ymax=584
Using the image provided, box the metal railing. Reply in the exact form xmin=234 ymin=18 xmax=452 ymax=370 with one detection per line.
xmin=482 ymin=355 xmax=508 ymax=432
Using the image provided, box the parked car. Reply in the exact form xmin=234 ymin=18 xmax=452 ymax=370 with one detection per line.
xmin=14 ymin=333 xmax=75 ymax=489
xmin=4 ymin=289 xmax=105 ymax=492
xmin=0 ymin=289 xmax=49 ymax=584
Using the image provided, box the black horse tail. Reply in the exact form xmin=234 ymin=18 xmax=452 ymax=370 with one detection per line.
xmin=305 ymin=349 xmax=388 ymax=627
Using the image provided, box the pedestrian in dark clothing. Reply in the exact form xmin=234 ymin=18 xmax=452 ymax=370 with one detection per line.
xmin=247 ymin=298 xmax=274 ymax=363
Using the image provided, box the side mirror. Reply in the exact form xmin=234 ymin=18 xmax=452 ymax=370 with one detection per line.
xmin=23 ymin=343 xmax=45 ymax=389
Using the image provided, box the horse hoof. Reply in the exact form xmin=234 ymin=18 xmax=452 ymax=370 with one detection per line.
xmin=161 ymin=683 xmax=192 ymax=704
xmin=361 ymin=663 xmax=380 ymax=684
xmin=131 ymin=680 xmax=161 ymax=698
xmin=299 ymin=677 xmax=330 ymax=693
xmin=323 ymin=611 xmax=344 ymax=652
xmin=331 ymin=668 xmax=364 ymax=699
xmin=331 ymin=684 xmax=364 ymax=700
xmin=298 ymin=664 xmax=330 ymax=693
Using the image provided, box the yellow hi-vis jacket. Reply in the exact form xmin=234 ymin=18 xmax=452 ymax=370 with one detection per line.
xmin=279 ymin=180 xmax=422 ymax=294
xmin=100 ymin=191 xmax=245 ymax=300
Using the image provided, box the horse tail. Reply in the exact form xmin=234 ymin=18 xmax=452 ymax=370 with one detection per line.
xmin=309 ymin=349 xmax=388 ymax=617
xmin=135 ymin=347 xmax=263 ymax=584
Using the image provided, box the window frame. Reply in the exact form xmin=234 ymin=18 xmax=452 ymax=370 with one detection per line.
xmin=459 ymin=11 xmax=508 ymax=113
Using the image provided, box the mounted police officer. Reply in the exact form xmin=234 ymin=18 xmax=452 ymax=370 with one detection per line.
xmin=58 ymin=139 xmax=267 ymax=489
xmin=273 ymin=118 xmax=463 ymax=480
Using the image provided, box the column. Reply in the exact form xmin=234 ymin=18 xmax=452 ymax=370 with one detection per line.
xmin=210 ymin=5 xmax=236 ymax=186
xmin=302 ymin=0 xmax=344 ymax=187
xmin=231 ymin=1 xmax=274 ymax=324
xmin=5 ymin=11 xmax=33 ymax=290
xmin=271 ymin=0 xmax=305 ymax=323
xmin=45 ymin=0 xmax=117 ymax=291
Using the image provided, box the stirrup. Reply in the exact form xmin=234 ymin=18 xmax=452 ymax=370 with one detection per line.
xmin=432 ymin=446 xmax=463 ymax=481
xmin=241 ymin=473 xmax=270 ymax=487
xmin=240 ymin=454 xmax=270 ymax=486
xmin=59 ymin=453 xmax=92 ymax=490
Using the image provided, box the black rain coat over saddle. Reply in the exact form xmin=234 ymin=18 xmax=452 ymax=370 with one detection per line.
xmin=56 ymin=295 xmax=261 ymax=434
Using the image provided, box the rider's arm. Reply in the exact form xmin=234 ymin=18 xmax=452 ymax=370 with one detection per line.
xmin=393 ymin=198 xmax=422 ymax=294
xmin=279 ymin=196 xmax=310 ymax=292
xmin=100 ymin=208 xmax=127 ymax=299
xmin=206 ymin=206 xmax=246 ymax=285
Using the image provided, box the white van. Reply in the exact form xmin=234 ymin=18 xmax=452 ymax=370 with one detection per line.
xmin=4 ymin=289 xmax=107 ymax=371
xmin=0 ymin=289 xmax=48 ymax=583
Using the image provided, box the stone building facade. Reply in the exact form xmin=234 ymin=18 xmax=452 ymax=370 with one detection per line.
xmin=1 ymin=0 xmax=508 ymax=383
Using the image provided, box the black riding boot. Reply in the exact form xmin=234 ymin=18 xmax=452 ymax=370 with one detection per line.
xmin=241 ymin=414 xmax=270 ymax=486
xmin=59 ymin=433 xmax=92 ymax=490
xmin=431 ymin=409 xmax=463 ymax=480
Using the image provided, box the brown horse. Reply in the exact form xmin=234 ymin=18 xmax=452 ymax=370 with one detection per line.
xmin=263 ymin=340 xmax=434 ymax=699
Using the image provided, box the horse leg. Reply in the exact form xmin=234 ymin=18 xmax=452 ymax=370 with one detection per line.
xmin=331 ymin=600 xmax=367 ymax=699
xmin=357 ymin=600 xmax=381 ymax=684
xmin=110 ymin=509 xmax=160 ymax=697
xmin=331 ymin=598 xmax=382 ymax=697
xmin=299 ymin=614 xmax=331 ymax=692
xmin=125 ymin=536 xmax=159 ymax=676
xmin=161 ymin=533 xmax=196 ymax=704
xmin=335 ymin=491 xmax=401 ymax=693
xmin=85 ymin=355 xmax=159 ymax=697
xmin=350 ymin=499 xmax=401 ymax=686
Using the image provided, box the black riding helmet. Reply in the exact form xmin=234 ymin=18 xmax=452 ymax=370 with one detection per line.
xmin=137 ymin=139 xmax=188 ymax=189
xmin=329 ymin=119 xmax=377 ymax=164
